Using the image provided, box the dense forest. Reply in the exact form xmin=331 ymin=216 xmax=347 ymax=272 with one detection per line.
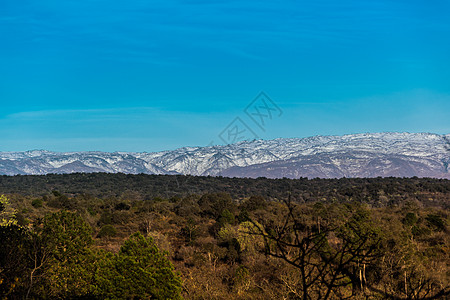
xmin=0 ymin=174 xmax=449 ymax=299
xmin=1 ymin=173 xmax=449 ymax=208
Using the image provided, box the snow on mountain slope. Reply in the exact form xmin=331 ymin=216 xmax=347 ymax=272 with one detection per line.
xmin=0 ymin=132 xmax=449 ymax=178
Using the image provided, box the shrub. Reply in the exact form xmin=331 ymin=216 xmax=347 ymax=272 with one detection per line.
xmin=97 ymin=225 xmax=117 ymax=238
xmin=426 ymin=214 xmax=446 ymax=232
xmin=31 ymin=198 xmax=43 ymax=208
xmin=97 ymin=232 xmax=182 ymax=299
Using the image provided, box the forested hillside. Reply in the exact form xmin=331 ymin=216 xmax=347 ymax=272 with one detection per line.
xmin=0 ymin=174 xmax=449 ymax=299
xmin=1 ymin=173 xmax=449 ymax=208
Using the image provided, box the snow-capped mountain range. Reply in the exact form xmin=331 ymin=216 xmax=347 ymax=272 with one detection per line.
xmin=1 ymin=132 xmax=449 ymax=179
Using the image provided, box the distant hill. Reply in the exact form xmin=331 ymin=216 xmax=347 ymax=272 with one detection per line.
xmin=1 ymin=132 xmax=449 ymax=179
xmin=0 ymin=173 xmax=449 ymax=209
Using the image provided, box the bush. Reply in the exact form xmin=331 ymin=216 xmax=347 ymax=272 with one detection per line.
xmin=114 ymin=202 xmax=131 ymax=211
xmin=426 ymin=214 xmax=446 ymax=232
xmin=97 ymin=225 xmax=117 ymax=238
xmin=97 ymin=232 xmax=183 ymax=299
xmin=403 ymin=212 xmax=417 ymax=226
xmin=31 ymin=198 xmax=43 ymax=208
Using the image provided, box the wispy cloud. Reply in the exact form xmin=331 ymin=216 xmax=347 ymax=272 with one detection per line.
xmin=0 ymin=1 xmax=449 ymax=152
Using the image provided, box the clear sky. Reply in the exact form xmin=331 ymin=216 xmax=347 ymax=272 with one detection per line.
xmin=1 ymin=0 xmax=449 ymax=152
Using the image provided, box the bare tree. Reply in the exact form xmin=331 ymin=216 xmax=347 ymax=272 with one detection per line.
xmin=251 ymin=194 xmax=449 ymax=299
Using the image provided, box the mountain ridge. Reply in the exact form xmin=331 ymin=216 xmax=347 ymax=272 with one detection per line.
xmin=1 ymin=132 xmax=449 ymax=179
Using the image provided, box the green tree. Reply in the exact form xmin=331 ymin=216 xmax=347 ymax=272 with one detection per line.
xmin=97 ymin=224 xmax=117 ymax=238
xmin=217 ymin=209 xmax=235 ymax=227
xmin=99 ymin=232 xmax=182 ymax=299
xmin=198 ymin=193 xmax=235 ymax=219
xmin=38 ymin=211 xmax=95 ymax=298
xmin=241 ymin=195 xmax=267 ymax=212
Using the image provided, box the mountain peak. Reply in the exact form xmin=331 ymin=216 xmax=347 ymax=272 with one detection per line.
xmin=0 ymin=132 xmax=449 ymax=178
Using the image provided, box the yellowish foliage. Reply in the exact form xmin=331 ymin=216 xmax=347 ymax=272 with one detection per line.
xmin=0 ymin=195 xmax=17 ymax=227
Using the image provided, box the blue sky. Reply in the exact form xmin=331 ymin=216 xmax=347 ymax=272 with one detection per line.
xmin=0 ymin=0 xmax=449 ymax=152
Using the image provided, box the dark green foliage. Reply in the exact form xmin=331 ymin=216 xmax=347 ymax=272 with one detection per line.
xmin=224 ymin=238 xmax=241 ymax=263
xmin=403 ymin=212 xmax=418 ymax=226
xmin=97 ymin=224 xmax=117 ymax=238
xmin=41 ymin=211 xmax=93 ymax=260
xmin=174 ymin=194 xmax=201 ymax=217
xmin=31 ymin=198 xmax=43 ymax=208
xmin=0 ymin=174 xmax=448 ymax=209
xmin=217 ymin=209 xmax=236 ymax=227
xmin=0 ymin=224 xmax=30 ymax=296
xmin=114 ymin=202 xmax=130 ymax=211
xmin=237 ymin=209 xmax=250 ymax=223
xmin=412 ymin=224 xmax=431 ymax=238
xmin=98 ymin=232 xmax=182 ymax=299
xmin=0 ymin=212 xmax=182 ymax=299
xmin=426 ymin=214 xmax=447 ymax=232
xmin=98 ymin=210 xmax=130 ymax=225
xmin=46 ymin=192 xmax=75 ymax=209
xmin=39 ymin=211 xmax=95 ymax=298
xmin=51 ymin=190 xmax=62 ymax=197
xmin=241 ymin=195 xmax=267 ymax=211
xmin=198 ymin=192 xmax=235 ymax=219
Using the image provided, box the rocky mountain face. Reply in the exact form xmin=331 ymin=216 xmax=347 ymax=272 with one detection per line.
xmin=1 ymin=133 xmax=449 ymax=179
